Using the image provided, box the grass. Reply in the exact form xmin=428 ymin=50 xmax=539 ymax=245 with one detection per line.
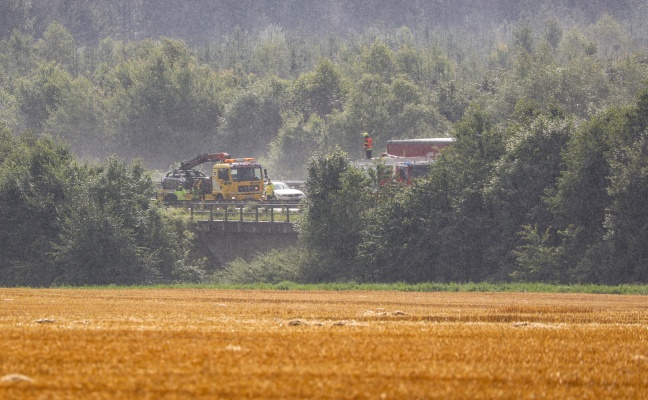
xmin=49 ymin=281 xmax=648 ymax=295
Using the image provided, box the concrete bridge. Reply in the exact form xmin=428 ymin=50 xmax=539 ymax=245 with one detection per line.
xmin=189 ymin=203 xmax=301 ymax=266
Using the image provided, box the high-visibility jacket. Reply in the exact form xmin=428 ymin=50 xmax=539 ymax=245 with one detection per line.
xmin=175 ymin=187 xmax=185 ymax=201
xmin=364 ymin=136 xmax=373 ymax=150
xmin=265 ymin=182 xmax=275 ymax=198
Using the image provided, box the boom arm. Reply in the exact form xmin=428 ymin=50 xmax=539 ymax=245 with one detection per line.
xmin=180 ymin=152 xmax=230 ymax=170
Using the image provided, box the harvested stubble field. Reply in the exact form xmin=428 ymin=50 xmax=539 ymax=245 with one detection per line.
xmin=1 ymin=289 xmax=647 ymax=399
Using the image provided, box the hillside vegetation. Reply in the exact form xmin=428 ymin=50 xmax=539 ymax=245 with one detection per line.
xmin=1 ymin=1 xmax=648 ymax=286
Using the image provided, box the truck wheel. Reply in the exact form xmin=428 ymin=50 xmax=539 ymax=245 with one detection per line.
xmin=216 ymin=194 xmax=224 ymax=201
xmin=164 ymin=193 xmax=177 ymax=202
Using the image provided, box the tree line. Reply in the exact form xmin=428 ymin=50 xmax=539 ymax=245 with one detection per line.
xmin=221 ymin=88 xmax=648 ymax=286
xmin=1 ymin=1 xmax=643 ymax=45
xmin=1 ymin=11 xmax=646 ymax=178
xmin=1 ymin=6 xmax=648 ymax=285
xmin=0 ymin=127 xmax=207 ymax=286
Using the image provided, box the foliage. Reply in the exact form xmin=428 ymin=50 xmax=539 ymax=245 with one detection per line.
xmin=486 ymin=111 xmax=573 ymax=278
xmin=143 ymin=282 xmax=648 ymax=295
xmin=292 ymin=58 xmax=347 ymax=118
xmin=218 ymin=76 xmax=289 ymax=158
xmin=0 ymin=131 xmax=206 ymax=286
xmin=603 ymin=93 xmax=648 ymax=283
xmin=50 ymin=156 xmax=206 ymax=285
xmin=15 ymin=62 xmax=72 ymax=131
xmin=299 ymin=148 xmax=371 ymax=282
xmin=265 ymin=112 xmax=328 ymax=180
xmin=111 ymin=38 xmax=224 ymax=166
xmin=0 ymin=129 xmax=77 ymax=286
xmin=212 ymin=248 xmax=303 ymax=284
xmin=427 ymin=107 xmax=505 ymax=282
xmin=2 ymin=4 xmax=648 ymax=285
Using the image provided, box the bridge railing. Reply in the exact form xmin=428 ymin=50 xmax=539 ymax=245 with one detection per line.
xmin=180 ymin=202 xmax=303 ymax=223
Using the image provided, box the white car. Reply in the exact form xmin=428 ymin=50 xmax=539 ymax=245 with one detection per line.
xmin=271 ymin=181 xmax=306 ymax=202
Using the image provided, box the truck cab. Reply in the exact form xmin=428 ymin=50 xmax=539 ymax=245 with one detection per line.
xmin=211 ymin=158 xmax=265 ymax=201
xmin=394 ymin=161 xmax=431 ymax=185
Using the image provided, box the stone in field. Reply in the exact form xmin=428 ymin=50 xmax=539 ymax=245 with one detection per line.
xmin=1 ymin=374 xmax=34 ymax=383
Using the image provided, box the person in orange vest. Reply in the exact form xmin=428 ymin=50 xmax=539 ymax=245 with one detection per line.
xmin=363 ymin=132 xmax=373 ymax=159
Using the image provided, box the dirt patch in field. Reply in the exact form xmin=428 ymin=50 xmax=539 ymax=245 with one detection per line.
xmin=0 ymin=289 xmax=646 ymax=399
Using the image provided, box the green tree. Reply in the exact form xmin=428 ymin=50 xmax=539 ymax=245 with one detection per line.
xmin=545 ymin=109 xmax=623 ymax=282
xmin=359 ymin=168 xmax=454 ymax=282
xmin=396 ymin=44 xmax=422 ymax=83
xmin=559 ymin=28 xmax=594 ymax=63
xmin=602 ymin=90 xmax=648 ymax=283
xmin=0 ymin=90 xmax=19 ymax=131
xmin=5 ymin=29 xmax=36 ymax=76
xmin=253 ymin=25 xmax=289 ymax=77
xmin=0 ymin=129 xmax=78 ymax=286
xmin=360 ymin=107 xmax=504 ymax=283
xmin=109 ymin=38 xmax=224 ymax=166
xmin=219 ymin=76 xmax=289 ymax=158
xmin=266 ymin=112 xmax=328 ymax=180
xmin=604 ymin=138 xmax=648 ymax=283
xmin=50 ymin=156 xmax=205 ymax=285
xmin=433 ymin=107 xmax=504 ymax=281
xmin=299 ymin=148 xmax=371 ymax=282
xmin=361 ymin=40 xmax=396 ymax=81
xmin=292 ymin=58 xmax=346 ymax=118
xmin=486 ymin=109 xmax=573 ymax=281
xmin=37 ymin=22 xmax=78 ymax=74
xmin=15 ymin=62 xmax=72 ymax=131
xmin=336 ymin=73 xmax=390 ymax=150
xmin=513 ymin=25 xmax=535 ymax=55
xmin=544 ymin=19 xmax=563 ymax=51
xmin=592 ymin=14 xmax=628 ymax=60
xmin=437 ymin=80 xmax=470 ymax=123
xmin=44 ymin=75 xmax=105 ymax=156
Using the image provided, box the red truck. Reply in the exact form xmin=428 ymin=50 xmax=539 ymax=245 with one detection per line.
xmin=355 ymin=137 xmax=455 ymax=185
xmin=382 ymin=138 xmax=455 ymax=184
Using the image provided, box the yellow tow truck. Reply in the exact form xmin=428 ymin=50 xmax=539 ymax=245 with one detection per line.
xmin=158 ymin=153 xmax=267 ymax=202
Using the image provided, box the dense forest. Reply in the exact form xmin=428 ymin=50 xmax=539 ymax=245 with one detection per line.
xmin=1 ymin=1 xmax=648 ymax=286
xmin=3 ymin=1 xmax=646 ymax=45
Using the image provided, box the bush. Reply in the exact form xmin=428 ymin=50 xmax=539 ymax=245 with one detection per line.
xmin=212 ymin=248 xmax=303 ymax=284
xmin=50 ymin=156 xmax=207 ymax=285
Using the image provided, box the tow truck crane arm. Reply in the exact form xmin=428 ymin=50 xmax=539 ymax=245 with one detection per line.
xmin=180 ymin=152 xmax=230 ymax=170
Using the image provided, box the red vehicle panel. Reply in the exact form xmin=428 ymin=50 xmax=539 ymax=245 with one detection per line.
xmin=386 ymin=138 xmax=454 ymax=159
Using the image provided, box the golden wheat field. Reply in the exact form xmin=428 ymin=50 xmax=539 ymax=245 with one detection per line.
xmin=0 ymin=289 xmax=646 ymax=399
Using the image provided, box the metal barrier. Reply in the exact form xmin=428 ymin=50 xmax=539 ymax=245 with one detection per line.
xmin=182 ymin=202 xmax=303 ymax=223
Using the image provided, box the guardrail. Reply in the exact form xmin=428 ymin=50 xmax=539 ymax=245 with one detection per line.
xmin=176 ymin=201 xmax=304 ymax=223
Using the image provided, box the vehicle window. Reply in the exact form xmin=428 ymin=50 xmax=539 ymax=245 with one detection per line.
xmin=274 ymin=182 xmax=286 ymax=189
xmin=232 ymin=167 xmax=263 ymax=181
xmin=253 ymin=167 xmax=263 ymax=180
xmin=217 ymin=168 xmax=230 ymax=181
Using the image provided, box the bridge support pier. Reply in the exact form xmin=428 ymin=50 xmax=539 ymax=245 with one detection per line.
xmin=196 ymin=221 xmax=299 ymax=267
